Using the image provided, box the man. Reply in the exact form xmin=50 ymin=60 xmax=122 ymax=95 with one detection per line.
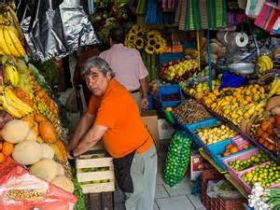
xmin=68 ymin=57 xmax=157 ymax=210
xmin=99 ymin=27 xmax=149 ymax=111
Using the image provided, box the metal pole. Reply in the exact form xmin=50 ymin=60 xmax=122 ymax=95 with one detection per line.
xmin=207 ymin=29 xmax=212 ymax=91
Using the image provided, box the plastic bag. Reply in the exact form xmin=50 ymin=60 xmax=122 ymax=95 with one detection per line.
xmin=0 ymin=158 xmax=77 ymax=210
xmin=21 ymin=0 xmax=100 ymax=62
xmin=163 ymin=131 xmax=192 ymax=186
xmin=213 ymin=180 xmax=242 ymax=199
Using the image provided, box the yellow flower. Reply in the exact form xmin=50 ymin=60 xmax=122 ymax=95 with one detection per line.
xmin=147 ymin=30 xmax=161 ymax=39
xmin=147 ymin=38 xmax=157 ymax=47
xmin=134 ymin=37 xmax=144 ymax=50
xmin=145 ymin=45 xmax=155 ymax=54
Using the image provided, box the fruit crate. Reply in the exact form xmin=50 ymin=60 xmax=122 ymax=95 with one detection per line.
xmin=75 ymin=143 xmax=115 ymax=194
xmin=207 ymin=139 xmax=256 ymax=171
xmin=200 ymin=169 xmax=223 ymax=208
xmin=223 ymin=148 xmax=266 ymax=179
xmin=237 ymin=161 xmax=280 ymax=193
xmin=158 ymin=84 xmax=183 ymax=108
xmin=185 ymin=118 xmax=219 ymax=147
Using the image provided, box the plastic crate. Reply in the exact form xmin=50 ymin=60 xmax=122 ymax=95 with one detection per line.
xmin=218 ymin=196 xmax=246 ymax=210
xmin=207 ymin=139 xmax=256 ymax=171
xmin=159 ymin=52 xmax=184 ymax=64
xmin=223 ymin=148 xmax=262 ymax=178
xmin=200 ymin=169 xmax=223 ymax=208
xmin=237 ymin=161 xmax=277 ymax=193
xmin=185 ymin=118 xmax=219 ymax=147
xmin=159 ymin=84 xmax=183 ymax=108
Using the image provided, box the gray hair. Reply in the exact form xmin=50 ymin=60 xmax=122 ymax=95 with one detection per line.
xmin=82 ymin=56 xmax=115 ymax=78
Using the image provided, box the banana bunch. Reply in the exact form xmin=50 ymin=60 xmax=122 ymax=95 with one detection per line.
xmin=161 ymin=59 xmax=199 ymax=81
xmin=0 ymin=86 xmax=33 ymax=118
xmin=268 ymin=77 xmax=280 ymax=98
xmin=257 ymin=55 xmax=274 ymax=74
xmin=0 ymin=25 xmax=26 ymax=57
xmin=3 ymin=63 xmax=19 ymax=86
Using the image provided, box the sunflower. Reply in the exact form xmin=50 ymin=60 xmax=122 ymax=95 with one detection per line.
xmin=147 ymin=30 xmax=161 ymax=39
xmin=134 ymin=37 xmax=144 ymax=50
xmin=145 ymin=45 xmax=155 ymax=54
xmin=147 ymin=37 xmax=157 ymax=47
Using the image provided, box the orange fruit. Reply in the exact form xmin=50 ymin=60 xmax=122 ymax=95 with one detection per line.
xmin=0 ymin=142 xmax=2 ymax=151
xmin=223 ymin=152 xmax=231 ymax=157
xmin=2 ymin=142 xmax=13 ymax=156
xmin=226 ymin=144 xmax=233 ymax=150
xmin=0 ymin=153 xmax=5 ymax=163
xmin=230 ymin=146 xmax=239 ymax=154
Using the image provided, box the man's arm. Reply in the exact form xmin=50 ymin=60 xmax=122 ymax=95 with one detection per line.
xmin=73 ymin=125 xmax=108 ymax=156
xmin=68 ymin=112 xmax=94 ymax=152
xmin=139 ymin=77 xmax=148 ymax=111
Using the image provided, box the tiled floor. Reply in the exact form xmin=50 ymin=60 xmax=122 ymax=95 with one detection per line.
xmin=114 ymin=142 xmax=206 ymax=210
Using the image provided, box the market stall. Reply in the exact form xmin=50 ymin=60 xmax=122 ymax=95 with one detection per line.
xmin=0 ymin=0 xmax=279 ymax=209
xmin=132 ymin=0 xmax=280 ymax=209
xmin=0 ymin=1 xmax=85 ymax=209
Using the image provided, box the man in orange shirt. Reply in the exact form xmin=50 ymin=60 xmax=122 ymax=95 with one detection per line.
xmin=68 ymin=57 xmax=157 ymax=210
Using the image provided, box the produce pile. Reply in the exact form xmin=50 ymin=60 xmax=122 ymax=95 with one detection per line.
xmin=228 ymin=151 xmax=270 ymax=171
xmin=160 ymin=59 xmax=199 ymax=82
xmin=173 ymin=99 xmax=212 ymax=125
xmin=253 ymin=86 xmax=280 ymax=153
xmin=182 ymin=80 xmax=221 ymax=100
xmin=0 ymin=2 xmax=74 ymax=196
xmin=202 ymin=84 xmax=267 ymax=126
xmin=242 ymin=162 xmax=280 ymax=188
xmin=196 ymin=125 xmax=237 ymax=145
xmin=163 ymin=132 xmax=192 ymax=186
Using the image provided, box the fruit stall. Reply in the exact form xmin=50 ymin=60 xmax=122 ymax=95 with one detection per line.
xmin=0 ymin=0 xmax=279 ymax=209
xmin=125 ymin=1 xmax=280 ymax=209
xmin=0 ymin=2 xmax=85 ymax=210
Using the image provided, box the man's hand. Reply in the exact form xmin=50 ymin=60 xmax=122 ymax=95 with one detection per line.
xmin=141 ymin=97 xmax=148 ymax=111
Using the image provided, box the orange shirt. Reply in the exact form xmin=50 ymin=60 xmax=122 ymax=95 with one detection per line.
xmin=87 ymin=79 xmax=153 ymax=158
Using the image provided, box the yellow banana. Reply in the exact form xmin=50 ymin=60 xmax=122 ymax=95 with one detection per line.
xmin=0 ymin=47 xmax=4 ymax=55
xmin=3 ymin=64 xmax=19 ymax=86
xmin=6 ymin=26 xmax=26 ymax=57
xmin=3 ymin=27 xmax=21 ymax=57
xmin=6 ymin=6 xmax=23 ymax=39
xmin=0 ymin=95 xmax=23 ymax=118
xmin=262 ymin=55 xmax=273 ymax=70
xmin=5 ymin=87 xmax=33 ymax=113
xmin=0 ymin=27 xmax=11 ymax=56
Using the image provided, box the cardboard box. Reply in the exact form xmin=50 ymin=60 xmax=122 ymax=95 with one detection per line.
xmin=157 ymin=119 xmax=174 ymax=140
xmin=190 ymin=152 xmax=213 ymax=181
xmin=141 ymin=111 xmax=159 ymax=145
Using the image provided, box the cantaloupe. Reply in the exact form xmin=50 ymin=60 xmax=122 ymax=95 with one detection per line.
xmin=12 ymin=141 xmax=42 ymax=165
xmin=30 ymin=159 xmax=58 ymax=182
xmin=51 ymin=176 xmax=74 ymax=193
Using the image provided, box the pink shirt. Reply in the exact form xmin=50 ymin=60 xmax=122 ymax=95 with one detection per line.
xmin=99 ymin=44 xmax=148 ymax=91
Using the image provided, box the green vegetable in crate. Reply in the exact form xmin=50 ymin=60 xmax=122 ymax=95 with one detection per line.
xmin=229 ymin=152 xmax=270 ymax=171
xmin=163 ymin=131 xmax=192 ymax=186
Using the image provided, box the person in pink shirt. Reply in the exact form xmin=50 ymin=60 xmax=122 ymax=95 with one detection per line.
xmin=99 ymin=27 xmax=149 ymax=111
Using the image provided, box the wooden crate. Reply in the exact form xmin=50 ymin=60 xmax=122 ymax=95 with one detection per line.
xmin=76 ymin=143 xmax=115 ymax=194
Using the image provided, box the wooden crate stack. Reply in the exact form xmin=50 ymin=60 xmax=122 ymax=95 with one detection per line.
xmin=76 ymin=143 xmax=115 ymax=193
